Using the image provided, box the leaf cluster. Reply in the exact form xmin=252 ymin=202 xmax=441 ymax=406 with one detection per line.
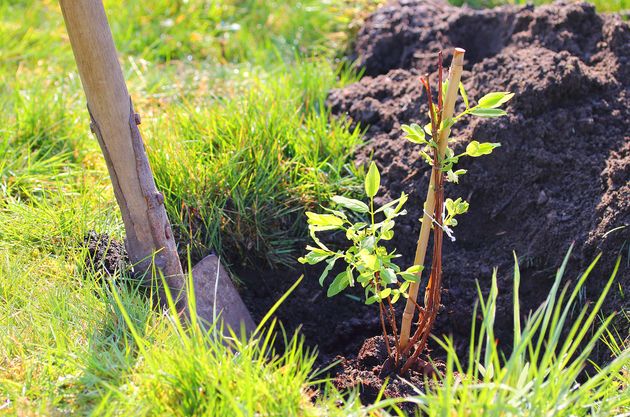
xmin=299 ymin=162 xmax=422 ymax=304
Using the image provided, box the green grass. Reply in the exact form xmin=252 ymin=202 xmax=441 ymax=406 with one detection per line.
xmin=449 ymin=0 xmax=627 ymax=13
xmin=0 ymin=0 xmax=628 ymax=415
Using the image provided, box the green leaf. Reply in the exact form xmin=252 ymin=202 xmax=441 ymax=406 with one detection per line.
xmin=399 ymin=273 xmax=419 ymax=282
xmin=380 ymin=267 xmax=397 ymax=284
xmin=424 ymin=122 xmax=433 ymax=136
xmin=327 ymin=271 xmax=349 ymax=297
xmin=440 ymin=118 xmax=455 ymax=132
xmin=446 ymin=170 xmax=459 ymax=183
xmin=456 ymin=199 xmax=469 ymax=214
xmin=365 ymin=162 xmax=380 ymax=198
xmin=359 ymin=250 xmax=378 ymax=270
xmin=322 ymin=208 xmax=348 ymax=220
xmin=469 ymin=108 xmax=508 ymax=118
xmin=331 ymin=195 xmax=369 ymax=213
xmin=374 ymin=192 xmax=408 ymax=215
xmin=399 ymin=265 xmax=422 ymax=282
xmin=298 ymin=246 xmax=332 ymax=265
xmin=401 ymin=123 xmax=427 ymax=144
xmin=347 ymin=267 xmax=355 ymax=286
xmin=379 ymin=287 xmax=392 ymax=298
xmin=319 ymin=257 xmax=338 ymax=286
xmin=405 ymin=265 xmax=423 ymax=274
xmin=465 ymin=141 xmax=501 ymax=157
xmin=419 ymin=150 xmax=433 ymax=165
xmin=477 ymin=91 xmax=514 ymax=109
xmin=365 ymin=295 xmax=379 ymax=305
xmin=445 ymin=198 xmax=455 ymax=215
xmin=459 ymin=82 xmax=469 ymax=109
xmin=360 ymin=235 xmax=376 ymax=252
xmin=306 ymin=212 xmax=344 ymax=227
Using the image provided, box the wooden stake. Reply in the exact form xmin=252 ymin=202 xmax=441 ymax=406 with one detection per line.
xmin=59 ymin=0 xmax=185 ymax=302
xmin=399 ymin=48 xmax=465 ymax=349
xmin=59 ymin=0 xmax=256 ymax=337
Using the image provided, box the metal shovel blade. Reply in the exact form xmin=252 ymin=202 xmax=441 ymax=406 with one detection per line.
xmin=191 ymin=255 xmax=256 ymax=337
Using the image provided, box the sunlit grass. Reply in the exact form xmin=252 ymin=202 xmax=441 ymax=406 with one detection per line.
xmin=449 ymin=0 xmax=627 ymax=13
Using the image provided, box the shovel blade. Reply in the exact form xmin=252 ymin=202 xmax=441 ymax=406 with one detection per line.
xmin=191 ymin=254 xmax=256 ymax=337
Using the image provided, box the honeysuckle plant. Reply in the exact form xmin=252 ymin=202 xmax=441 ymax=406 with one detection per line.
xmin=299 ymin=48 xmax=513 ymax=375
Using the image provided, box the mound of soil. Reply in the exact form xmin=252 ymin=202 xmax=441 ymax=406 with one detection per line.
xmin=324 ymin=0 xmax=629 ymax=373
xmin=84 ymin=231 xmax=128 ymax=277
xmin=333 ymin=336 xmax=445 ymax=412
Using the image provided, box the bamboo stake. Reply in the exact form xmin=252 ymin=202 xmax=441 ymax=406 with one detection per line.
xmin=399 ymin=48 xmax=465 ymax=349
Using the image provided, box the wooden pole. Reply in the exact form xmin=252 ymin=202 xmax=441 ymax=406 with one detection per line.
xmin=399 ymin=48 xmax=465 ymax=349
xmin=60 ymin=0 xmax=256 ymax=337
xmin=59 ymin=0 xmax=185 ymax=301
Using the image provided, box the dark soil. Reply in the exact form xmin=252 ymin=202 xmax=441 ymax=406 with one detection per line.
xmin=333 ymin=336 xmax=446 ymax=412
xmin=83 ymin=230 xmax=129 ymax=277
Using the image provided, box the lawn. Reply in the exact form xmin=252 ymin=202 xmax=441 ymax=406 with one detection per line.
xmin=0 ymin=0 xmax=628 ymax=416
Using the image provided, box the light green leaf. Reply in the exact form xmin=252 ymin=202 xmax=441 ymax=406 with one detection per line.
xmin=459 ymin=82 xmax=469 ymax=109
xmin=446 ymin=170 xmax=459 ymax=183
xmin=469 ymin=108 xmax=508 ymax=118
xmin=361 ymin=235 xmax=376 ymax=252
xmin=319 ymin=257 xmax=338 ymax=286
xmin=347 ymin=267 xmax=355 ymax=286
xmin=399 ymin=273 xmax=419 ymax=282
xmin=405 ymin=265 xmax=423 ymax=274
xmin=440 ymin=118 xmax=455 ymax=132
xmin=380 ymin=267 xmax=397 ymax=284
xmin=466 ymin=140 xmax=501 ymax=157
xmin=379 ymin=287 xmax=392 ymax=298
xmin=477 ymin=91 xmax=514 ymax=109
xmin=327 ymin=271 xmax=349 ymax=297
xmin=298 ymin=246 xmax=332 ymax=265
xmin=424 ymin=122 xmax=433 ymax=136
xmin=306 ymin=212 xmax=344 ymax=227
xmin=401 ymin=123 xmax=427 ymax=144
xmin=359 ymin=250 xmax=378 ymax=270
xmin=365 ymin=295 xmax=379 ymax=305
xmin=419 ymin=150 xmax=433 ymax=165
xmin=331 ymin=195 xmax=369 ymax=213
xmin=365 ymin=162 xmax=380 ymax=198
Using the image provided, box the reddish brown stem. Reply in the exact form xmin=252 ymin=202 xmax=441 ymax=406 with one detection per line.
xmin=385 ymin=296 xmax=401 ymax=361
xmin=374 ymin=278 xmax=394 ymax=358
xmin=421 ymin=77 xmax=437 ymax=136
xmin=378 ymin=301 xmax=393 ymax=358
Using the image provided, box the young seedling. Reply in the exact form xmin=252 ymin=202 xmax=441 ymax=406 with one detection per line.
xmin=299 ymin=48 xmax=513 ymax=374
